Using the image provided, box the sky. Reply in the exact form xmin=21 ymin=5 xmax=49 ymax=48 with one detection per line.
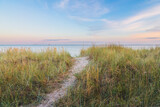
xmin=0 ymin=0 xmax=160 ymax=44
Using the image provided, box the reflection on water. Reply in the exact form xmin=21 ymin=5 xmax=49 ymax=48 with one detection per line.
xmin=0 ymin=44 xmax=159 ymax=57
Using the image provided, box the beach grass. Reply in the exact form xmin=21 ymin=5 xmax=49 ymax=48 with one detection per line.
xmin=56 ymin=45 xmax=160 ymax=106
xmin=0 ymin=48 xmax=73 ymax=106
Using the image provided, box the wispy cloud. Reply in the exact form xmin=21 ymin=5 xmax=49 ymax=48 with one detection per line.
xmin=146 ymin=0 xmax=160 ymax=4
xmin=53 ymin=0 xmax=160 ymax=40
xmin=89 ymin=4 xmax=160 ymax=36
xmin=128 ymin=32 xmax=160 ymax=44
xmin=146 ymin=26 xmax=160 ymax=32
xmin=57 ymin=0 xmax=70 ymax=8
xmin=57 ymin=4 xmax=160 ymax=35
xmin=55 ymin=0 xmax=109 ymax=17
xmin=145 ymin=37 xmax=160 ymax=39
xmin=123 ymin=5 xmax=160 ymax=24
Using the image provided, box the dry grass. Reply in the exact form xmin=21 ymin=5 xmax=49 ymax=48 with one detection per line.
xmin=0 ymin=48 xmax=73 ymax=106
xmin=56 ymin=45 xmax=160 ymax=106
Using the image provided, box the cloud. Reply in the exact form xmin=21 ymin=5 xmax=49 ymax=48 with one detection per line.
xmin=145 ymin=37 xmax=160 ymax=39
xmin=123 ymin=5 xmax=160 ymax=24
xmin=146 ymin=26 xmax=160 ymax=32
xmin=43 ymin=39 xmax=70 ymax=42
xmin=129 ymin=32 xmax=160 ymax=42
xmin=147 ymin=0 xmax=160 ymax=4
xmin=55 ymin=1 xmax=160 ymax=37
xmin=91 ymin=4 xmax=160 ymax=36
xmin=55 ymin=0 xmax=109 ymax=17
xmin=57 ymin=0 xmax=70 ymax=8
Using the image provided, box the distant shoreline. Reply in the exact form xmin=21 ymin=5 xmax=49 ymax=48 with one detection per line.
xmin=0 ymin=43 xmax=160 ymax=46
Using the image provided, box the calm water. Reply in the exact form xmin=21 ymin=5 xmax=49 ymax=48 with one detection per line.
xmin=0 ymin=44 xmax=159 ymax=57
xmin=0 ymin=45 xmax=91 ymax=57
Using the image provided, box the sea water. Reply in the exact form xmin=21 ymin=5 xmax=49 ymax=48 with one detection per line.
xmin=0 ymin=44 xmax=159 ymax=57
xmin=0 ymin=45 xmax=91 ymax=57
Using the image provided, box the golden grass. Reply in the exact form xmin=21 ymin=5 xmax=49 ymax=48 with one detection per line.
xmin=0 ymin=48 xmax=73 ymax=106
xmin=56 ymin=45 xmax=160 ymax=106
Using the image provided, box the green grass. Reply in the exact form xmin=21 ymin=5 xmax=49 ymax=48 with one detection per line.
xmin=56 ymin=45 xmax=160 ymax=106
xmin=0 ymin=48 xmax=73 ymax=106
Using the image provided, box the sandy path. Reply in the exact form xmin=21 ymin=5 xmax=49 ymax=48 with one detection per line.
xmin=37 ymin=57 xmax=89 ymax=107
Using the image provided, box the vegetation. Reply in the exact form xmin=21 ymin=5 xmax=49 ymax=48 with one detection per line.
xmin=0 ymin=48 xmax=73 ymax=106
xmin=56 ymin=45 xmax=160 ymax=106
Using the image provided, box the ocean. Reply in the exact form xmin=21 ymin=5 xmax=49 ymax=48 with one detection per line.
xmin=0 ymin=44 xmax=159 ymax=57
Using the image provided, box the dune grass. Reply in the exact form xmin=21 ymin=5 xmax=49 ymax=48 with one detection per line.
xmin=56 ymin=45 xmax=160 ymax=106
xmin=0 ymin=48 xmax=73 ymax=106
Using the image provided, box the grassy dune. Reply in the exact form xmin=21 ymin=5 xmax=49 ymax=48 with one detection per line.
xmin=0 ymin=48 xmax=73 ymax=106
xmin=56 ymin=45 xmax=160 ymax=106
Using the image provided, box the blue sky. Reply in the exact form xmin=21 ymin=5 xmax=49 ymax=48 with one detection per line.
xmin=0 ymin=0 xmax=160 ymax=44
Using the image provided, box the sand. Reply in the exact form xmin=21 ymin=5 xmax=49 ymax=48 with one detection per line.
xmin=36 ymin=57 xmax=89 ymax=107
